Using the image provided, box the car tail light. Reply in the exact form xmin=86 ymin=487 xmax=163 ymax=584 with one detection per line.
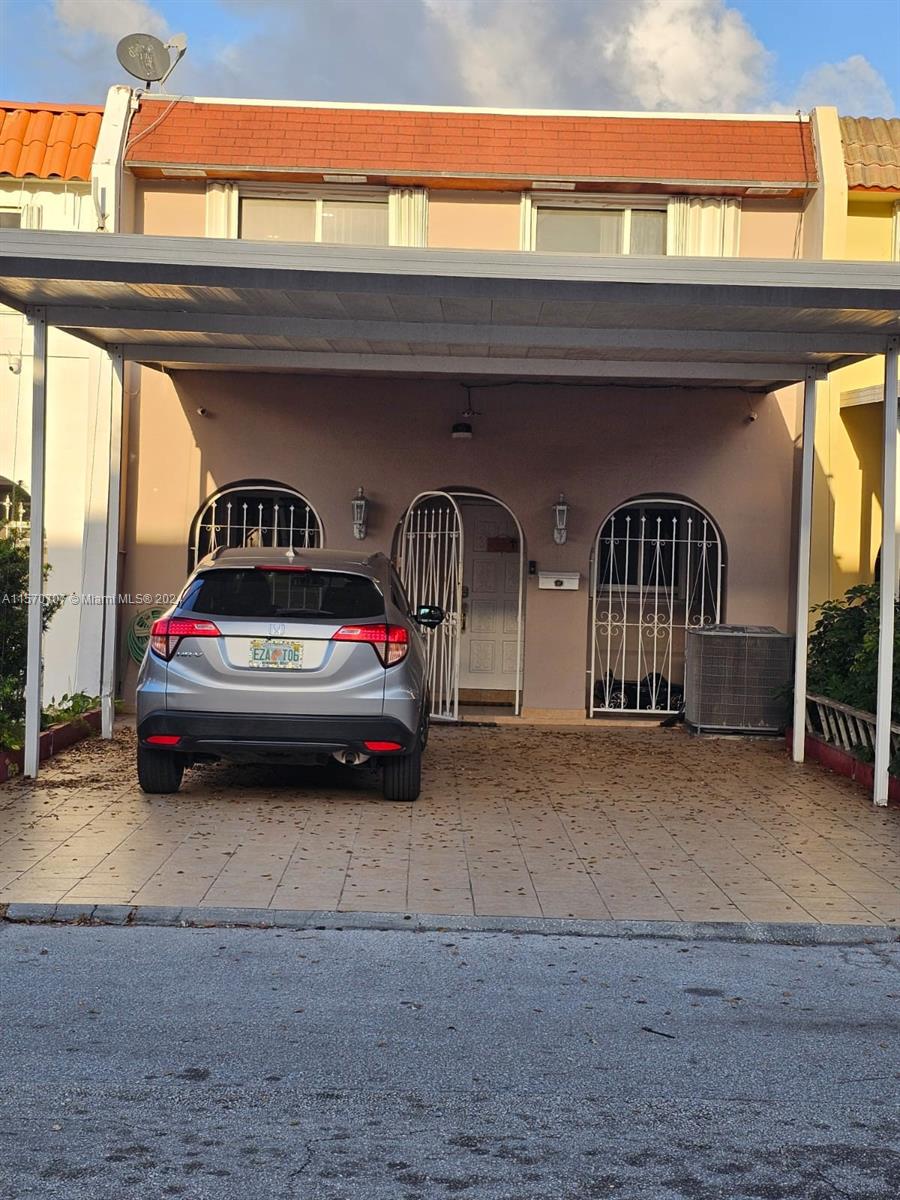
xmin=146 ymin=734 xmax=181 ymax=746
xmin=150 ymin=617 xmax=221 ymax=661
xmin=364 ymin=740 xmax=403 ymax=752
xmin=332 ymin=623 xmax=409 ymax=666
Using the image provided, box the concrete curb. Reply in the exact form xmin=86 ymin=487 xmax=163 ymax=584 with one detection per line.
xmin=1 ymin=902 xmax=898 ymax=946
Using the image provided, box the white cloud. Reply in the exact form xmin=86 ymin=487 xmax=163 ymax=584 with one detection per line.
xmin=54 ymin=0 xmax=168 ymax=42
xmin=425 ymin=0 xmax=778 ymax=112
xmin=423 ymin=0 xmax=567 ymax=109
xmin=791 ymin=54 xmax=896 ymax=118
xmin=604 ymin=0 xmax=771 ymax=112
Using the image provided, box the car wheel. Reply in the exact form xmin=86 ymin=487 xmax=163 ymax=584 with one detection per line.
xmin=137 ymin=744 xmax=184 ymax=794
xmin=382 ymin=745 xmax=422 ymax=802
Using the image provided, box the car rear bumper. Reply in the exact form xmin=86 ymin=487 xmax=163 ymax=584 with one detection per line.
xmin=137 ymin=709 xmax=418 ymax=761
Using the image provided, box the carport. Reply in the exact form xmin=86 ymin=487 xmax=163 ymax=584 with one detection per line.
xmin=0 ymin=230 xmax=898 ymax=797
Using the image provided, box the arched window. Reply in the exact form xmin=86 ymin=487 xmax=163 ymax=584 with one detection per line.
xmin=590 ymin=496 xmax=726 ymax=714
xmin=189 ymin=480 xmax=322 ymax=570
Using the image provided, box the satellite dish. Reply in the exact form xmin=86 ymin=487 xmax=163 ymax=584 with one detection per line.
xmin=116 ymin=33 xmax=171 ymax=85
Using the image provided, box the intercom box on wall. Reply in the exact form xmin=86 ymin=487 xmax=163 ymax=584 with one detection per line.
xmin=537 ymin=571 xmax=581 ymax=591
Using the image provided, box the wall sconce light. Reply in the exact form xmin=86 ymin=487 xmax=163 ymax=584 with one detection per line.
xmin=553 ymin=494 xmax=569 ymax=545
xmin=351 ymin=486 xmax=368 ymax=540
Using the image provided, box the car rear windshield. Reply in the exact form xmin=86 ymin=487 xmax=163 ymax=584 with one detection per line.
xmin=182 ymin=569 xmax=385 ymax=620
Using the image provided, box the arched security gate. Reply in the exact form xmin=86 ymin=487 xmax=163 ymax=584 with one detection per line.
xmin=590 ymin=497 xmax=725 ymax=715
xmin=398 ymin=490 xmax=526 ymax=721
xmin=398 ymin=492 xmax=464 ymax=721
xmin=189 ymin=481 xmax=322 ymax=570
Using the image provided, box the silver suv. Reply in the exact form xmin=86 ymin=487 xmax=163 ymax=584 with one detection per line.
xmin=135 ymin=548 xmax=443 ymax=801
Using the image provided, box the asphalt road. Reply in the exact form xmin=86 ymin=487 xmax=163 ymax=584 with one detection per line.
xmin=0 ymin=924 xmax=898 ymax=1200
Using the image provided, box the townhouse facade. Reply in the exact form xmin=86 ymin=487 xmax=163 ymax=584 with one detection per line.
xmin=2 ymin=87 xmax=897 ymax=737
xmin=108 ymin=92 xmax=830 ymax=720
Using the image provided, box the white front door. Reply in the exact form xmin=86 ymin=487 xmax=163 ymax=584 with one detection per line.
xmin=459 ymin=503 xmax=520 ymax=696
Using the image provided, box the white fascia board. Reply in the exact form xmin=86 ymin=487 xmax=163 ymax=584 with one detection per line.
xmin=146 ymin=93 xmax=808 ymax=122
xmin=46 ymin=307 xmax=888 ymax=357
xmin=121 ymin=344 xmax=807 ymax=382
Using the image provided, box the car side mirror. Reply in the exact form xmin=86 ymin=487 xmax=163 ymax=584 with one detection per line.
xmin=415 ymin=604 xmax=444 ymax=628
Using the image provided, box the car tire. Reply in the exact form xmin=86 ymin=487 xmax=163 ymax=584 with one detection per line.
xmin=137 ymin=745 xmax=184 ymax=794
xmin=382 ymin=745 xmax=422 ymax=802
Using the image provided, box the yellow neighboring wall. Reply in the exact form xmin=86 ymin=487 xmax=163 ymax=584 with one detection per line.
xmin=810 ymin=115 xmax=900 ymax=611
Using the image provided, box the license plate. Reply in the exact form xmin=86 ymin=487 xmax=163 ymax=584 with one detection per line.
xmin=248 ymin=638 xmax=304 ymax=669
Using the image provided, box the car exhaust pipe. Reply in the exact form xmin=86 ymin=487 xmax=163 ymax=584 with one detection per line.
xmin=332 ymin=750 xmax=370 ymax=766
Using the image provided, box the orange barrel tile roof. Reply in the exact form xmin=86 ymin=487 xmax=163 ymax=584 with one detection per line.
xmin=0 ymin=102 xmax=103 ymax=181
xmin=840 ymin=116 xmax=900 ymax=190
xmin=125 ymin=99 xmax=817 ymax=186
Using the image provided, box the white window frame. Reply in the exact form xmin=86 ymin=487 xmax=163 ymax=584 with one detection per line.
xmin=523 ymin=192 xmax=670 ymax=255
xmin=235 ymin=183 xmax=427 ymax=247
xmin=0 ymin=206 xmax=24 ymax=230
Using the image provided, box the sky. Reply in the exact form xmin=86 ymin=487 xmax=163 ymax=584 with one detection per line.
xmin=0 ymin=0 xmax=898 ymax=116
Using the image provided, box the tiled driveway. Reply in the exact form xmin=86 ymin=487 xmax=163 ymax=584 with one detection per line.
xmin=3 ymin=723 xmax=900 ymax=925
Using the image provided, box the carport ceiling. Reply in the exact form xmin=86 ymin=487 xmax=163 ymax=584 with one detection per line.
xmin=1 ymin=230 xmax=899 ymax=389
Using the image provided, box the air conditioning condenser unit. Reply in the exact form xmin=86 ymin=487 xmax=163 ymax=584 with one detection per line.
xmin=684 ymin=625 xmax=793 ymax=734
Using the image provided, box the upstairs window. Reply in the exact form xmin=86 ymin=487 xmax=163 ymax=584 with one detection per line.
xmin=0 ymin=210 xmax=22 ymax=229
xmin=533 ymin=202 xmax=667 ymax=256
xmin=239 ymin=194 xmax=389 ymax=247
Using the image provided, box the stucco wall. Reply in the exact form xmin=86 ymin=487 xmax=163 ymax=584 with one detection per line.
xmin=427 ymin=191 xmax=521 ymax=250
xmin=738 ymin=200 xmax=803 ymax=259
xmin=810 ymin=193 xmax=898 ymax=607
xmin=0 ymin=179 xmax=96 ymax=232
xmin=0 ymin=181 xmax=109 ymax=702
xmin=812 ymin=359 xmax=889 ymax=607
xmin=845 ymin=198 xmax=896 ymax=261
xmin=0 ymin=325 xmax=110 ymax=702
xmin=122 ymin=369 xmax=800 ymax=713
xmin=134 ymin=182 xmax=207 ymax=236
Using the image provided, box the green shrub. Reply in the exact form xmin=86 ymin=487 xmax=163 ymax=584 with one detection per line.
xmin=0 ymin=523 xmax=64 ymax=751
xmin=42 ymin=692 xmax=101 ymax=728
xmin=807 ymin=583 xmax=900 ymax=722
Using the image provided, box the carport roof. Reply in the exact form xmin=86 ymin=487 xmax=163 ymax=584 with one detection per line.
xmin=1 ymin=229 xmax=899 ymax=389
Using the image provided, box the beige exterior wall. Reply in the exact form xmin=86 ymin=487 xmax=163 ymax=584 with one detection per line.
xmin=134 ymin=182 xmax=207 ymax=237
xmin=122 ymin=369 xmax=800 ymax=711
xmin=801 ymin=106 xmax=847 ymax=261
xmin=427 ymin=191 xmax=521 ymax=251
xmin=738 ymin=200 xmax=803 ymax=259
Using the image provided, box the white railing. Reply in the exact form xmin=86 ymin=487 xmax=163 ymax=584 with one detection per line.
xmin=0 ymin=495 xmax=29 ymax=540
xmin=806 ymin=693 xmax=900 ymax=760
